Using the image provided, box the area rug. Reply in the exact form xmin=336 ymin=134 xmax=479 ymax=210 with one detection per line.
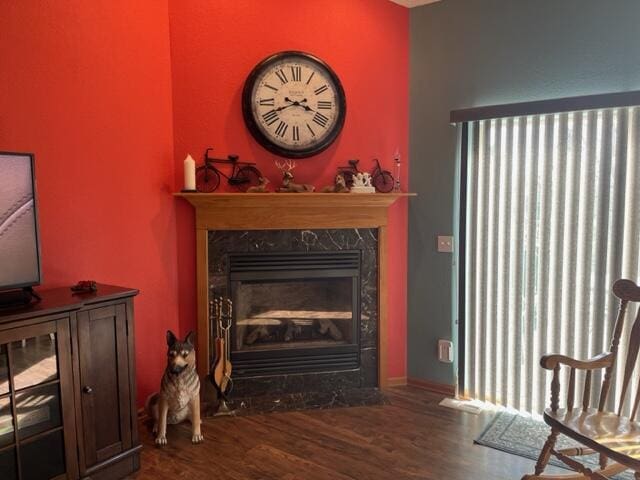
xmin=475 ymin=411 xmax=634 ymax=479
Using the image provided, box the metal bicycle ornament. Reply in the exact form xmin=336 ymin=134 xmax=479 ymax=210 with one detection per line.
xmin=337 ymin=158 xmax=395 ymax=193
xmin=196 ymin=147 xmax=262 ymax=193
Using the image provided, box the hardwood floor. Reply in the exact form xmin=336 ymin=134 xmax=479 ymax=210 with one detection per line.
xmin=133 ymin=386 xmax=559 ymax=480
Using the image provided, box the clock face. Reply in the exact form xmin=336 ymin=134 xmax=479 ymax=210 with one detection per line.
xmin=242 ymin=52 xmax=346 ymax=158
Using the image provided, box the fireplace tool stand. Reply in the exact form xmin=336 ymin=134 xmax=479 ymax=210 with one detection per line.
xmin=209 ymin=297 xmax=235 ymax=416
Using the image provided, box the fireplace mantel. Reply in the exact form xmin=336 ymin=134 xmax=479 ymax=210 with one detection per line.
xmin=175 ymin=192 xmax=413 ymax=230
xmin=175 ymin=192 xmax=414 ymax=389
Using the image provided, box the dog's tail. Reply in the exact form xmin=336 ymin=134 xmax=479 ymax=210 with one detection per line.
xmin=145 ymin=392 xmax=160 ymax=419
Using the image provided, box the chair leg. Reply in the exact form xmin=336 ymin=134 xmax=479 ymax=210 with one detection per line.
xmin=535 ymin=427 xmax=559 ymax=475
xmin=598 ymin=453 xmax=607 ymax=470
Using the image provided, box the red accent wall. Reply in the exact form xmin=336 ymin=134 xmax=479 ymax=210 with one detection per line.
xmin=0 ymin=2 xmax=178 ymax=402
xmin=0 ymin=0 xmax=408 ymax=405
xmin=168 ymin=0 xmax=409 ymax=379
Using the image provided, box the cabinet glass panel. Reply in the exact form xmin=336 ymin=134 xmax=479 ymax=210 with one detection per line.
xmin=12 ymin=334 xmax=59 ymax=391
xmin=20 ymin=430 xmax=65 ymax=480
xmin=0 ymin=397 xmax=14 ymax=448
xmin=0 ymin=447 xmax=18 ymax=480
xmin=15 ymin=383 xmax=61 ymax=440
xmin=0 ymin=344 xmax=8 ymax=395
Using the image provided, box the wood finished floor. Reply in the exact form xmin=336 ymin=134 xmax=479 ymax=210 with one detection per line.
xmin=133 ymin=386 xmax=561 ymax=480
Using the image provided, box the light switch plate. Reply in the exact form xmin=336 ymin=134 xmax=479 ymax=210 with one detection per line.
xmin=437 ymin=235 xmax=454 ymax=253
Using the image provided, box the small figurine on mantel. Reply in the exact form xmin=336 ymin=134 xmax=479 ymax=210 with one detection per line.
xmin=247 ymin=177 xmax=271 ymax=193
xmin=275 ymin=159 xmax=315 ymax=192
xmin=350 ymin=172 xmax=376 ymax=193
xmin=321 ymin=173 xmax=349 ymax=193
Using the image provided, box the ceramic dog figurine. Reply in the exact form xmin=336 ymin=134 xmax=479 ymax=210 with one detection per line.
xmin=146 ymin=330 xmax=203 ymax=445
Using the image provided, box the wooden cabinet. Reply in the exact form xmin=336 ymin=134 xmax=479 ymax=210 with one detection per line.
xmin=0 ymin=285 xmax=139 ymax=480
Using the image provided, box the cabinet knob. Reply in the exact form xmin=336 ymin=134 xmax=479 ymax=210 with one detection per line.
xmin=83 ymin=386 xmax=93 ymax=394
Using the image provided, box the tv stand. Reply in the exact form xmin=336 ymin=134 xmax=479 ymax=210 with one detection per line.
xmin=0 ymin=286 xmax=41 ymax=309
xmin=0 ymin=283 xmax=140 ymax=479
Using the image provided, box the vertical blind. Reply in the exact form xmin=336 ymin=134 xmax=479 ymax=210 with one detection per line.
xmin=463 ymin=106 xmax=640 ymax=415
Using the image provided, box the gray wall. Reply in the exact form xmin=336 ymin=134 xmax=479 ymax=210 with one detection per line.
xmin=408 ymin=0 xmax=640 ymax=385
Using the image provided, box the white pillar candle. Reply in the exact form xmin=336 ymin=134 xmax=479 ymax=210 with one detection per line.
xmin=184 ymin=154 xmax=196 ymax=191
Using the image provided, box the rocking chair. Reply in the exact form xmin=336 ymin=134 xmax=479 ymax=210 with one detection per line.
xmin=523 ymin=279 xmax=640 ymax=480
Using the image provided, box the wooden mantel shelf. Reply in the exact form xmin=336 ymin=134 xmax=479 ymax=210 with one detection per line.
xmin=176 ymin=191 xmax=415 ymax=389
xmin=175 ymin=192 xmax=414 ymax=207
xmin=174 ymin=192 xmax=415 ymax=230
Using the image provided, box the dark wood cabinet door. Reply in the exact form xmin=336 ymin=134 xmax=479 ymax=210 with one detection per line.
xmin=0 ymin=317 xmax=78 ymax=480
xmin=75 ymin=304 xmax=132 ymax=471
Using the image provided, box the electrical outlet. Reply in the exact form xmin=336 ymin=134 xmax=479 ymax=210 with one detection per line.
xmin=437 ymin=235 xmax=454 ymax=253
xmin=438 ymin=339 xmax=454 ymax=363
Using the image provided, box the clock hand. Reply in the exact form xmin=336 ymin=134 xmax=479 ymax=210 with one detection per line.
xmin=284 ymin=97 xmax=311 ymax=108
xmin=275 ymin=104 xmax=295 ymax=112
xmin=276 ymin=97 xmax=312 ymax=112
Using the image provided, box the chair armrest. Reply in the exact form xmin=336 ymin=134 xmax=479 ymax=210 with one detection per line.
xmin=540 ymin=352 xmax=614 ymax=370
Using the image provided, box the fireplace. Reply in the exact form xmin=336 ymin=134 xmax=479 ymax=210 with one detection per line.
xmin=229 ymin=251 xmax=361 ymax=376
xmin=176 ymin=191 xmax=411 ymax=412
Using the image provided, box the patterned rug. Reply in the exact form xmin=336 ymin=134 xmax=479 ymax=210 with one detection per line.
xmin=475 ymin=411 xmax=633 ymax=479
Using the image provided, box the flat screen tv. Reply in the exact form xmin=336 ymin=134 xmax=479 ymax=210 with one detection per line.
xmin=0 ymin=152 xmax=42 ymax=291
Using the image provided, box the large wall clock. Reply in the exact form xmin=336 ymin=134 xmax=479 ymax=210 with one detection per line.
xmin=242 ymin=51 xmax=346 ymax=158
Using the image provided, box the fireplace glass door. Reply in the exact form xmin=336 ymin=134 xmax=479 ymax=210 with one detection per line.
xmin=228 ymin=252 xmax=361 ymax=376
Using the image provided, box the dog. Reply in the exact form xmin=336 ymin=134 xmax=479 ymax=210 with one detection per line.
xmin=321 ymin=174 xmax=349 ymax=193
xmin=146 ymin=330 xmax=203 ymax=445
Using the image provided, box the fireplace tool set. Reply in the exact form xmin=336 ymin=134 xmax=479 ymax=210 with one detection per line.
xmin=210 ymin=297 xmax=234 ymax=415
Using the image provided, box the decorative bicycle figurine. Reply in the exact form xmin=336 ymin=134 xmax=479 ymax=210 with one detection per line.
xmin=337 ymin=158 xmax=395 ymax=193
xmin=195 ymin=147 xmax=262 ymax=193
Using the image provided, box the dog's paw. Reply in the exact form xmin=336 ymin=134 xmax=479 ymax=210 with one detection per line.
xmin=152 ymin=424 xmax=158 ymax=435
xmin=191 ymin=434 xmax=204 ymax=444
xmin=155 ymin=435 xmax=167 ymax=446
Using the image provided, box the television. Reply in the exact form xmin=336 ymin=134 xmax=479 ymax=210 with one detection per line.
xmin=0 ymin=152 xmax=42 ymax=292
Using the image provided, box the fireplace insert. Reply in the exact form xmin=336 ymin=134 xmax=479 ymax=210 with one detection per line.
xmin=229 ymin=251 xmax=361 ymax=376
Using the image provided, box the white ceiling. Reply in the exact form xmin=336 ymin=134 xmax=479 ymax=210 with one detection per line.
xmin=389 ymin=0 xmax=440 ymax=7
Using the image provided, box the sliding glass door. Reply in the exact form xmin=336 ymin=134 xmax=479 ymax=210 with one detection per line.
xmin=462 ymin=106 xmax=640 ymax=415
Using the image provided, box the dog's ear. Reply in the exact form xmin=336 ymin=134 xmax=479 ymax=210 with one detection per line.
xmin=166 ymin=330 xmax=178 ymax=347
xmin=184 ymin=331 xmax=196 ymax=346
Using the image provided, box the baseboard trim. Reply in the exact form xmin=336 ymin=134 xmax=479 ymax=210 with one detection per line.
xmin=387 ymin=376 xmax=407 ymax=387
xmin=407 ymin=377 xmax=456 ymax=397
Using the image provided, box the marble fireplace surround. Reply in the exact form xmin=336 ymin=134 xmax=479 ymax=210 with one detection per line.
xmin=176 ymin=193 xmax=412 ymax=407
xmin=209 ymin=228 xmax=377 ymax=403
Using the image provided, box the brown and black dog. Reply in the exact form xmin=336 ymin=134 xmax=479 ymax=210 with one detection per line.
xmin=146 ymin=330 xmax=203 ymax=445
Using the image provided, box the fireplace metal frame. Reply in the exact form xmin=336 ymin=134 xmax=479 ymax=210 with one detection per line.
xmin=228 ymin=250 xmax=361 ymax=377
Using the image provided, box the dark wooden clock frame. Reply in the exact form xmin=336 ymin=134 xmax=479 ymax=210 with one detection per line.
xmin=242 ymin=51 xmax=347 ymax=159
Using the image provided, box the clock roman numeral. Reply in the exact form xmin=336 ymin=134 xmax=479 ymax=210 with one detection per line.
xmin=275 ymin=121 xmax=288 ymax=137
xmin=306 ymin=123 xmax=316 ymax=137
xmin=275 ymin=69 xmax=288 ymax=84
xmin=264 ymin=83 xmax=278 ymax=92
xmin=262 ymin=110 xmax=279 ymax=126
xmin=314 ymin=84 xmax=329 ymax=95
xmin=312 ymin=112 xmax=329 ymax=128
xmin=292 ymin=125 xmax=300 ymax=141
xmin=306 ymin=71 xmax=315 ymax=85
xmin=317 ymin=101 xmax=332 ymax=110
xmin=290 ymin=66 xmax=302 ymax=82
xmin=259 ymin=98 xmax=275 ymax=106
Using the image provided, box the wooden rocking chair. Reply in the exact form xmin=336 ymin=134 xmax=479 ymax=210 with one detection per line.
xmin=523 ymin=279 xmax=640 ymax=480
